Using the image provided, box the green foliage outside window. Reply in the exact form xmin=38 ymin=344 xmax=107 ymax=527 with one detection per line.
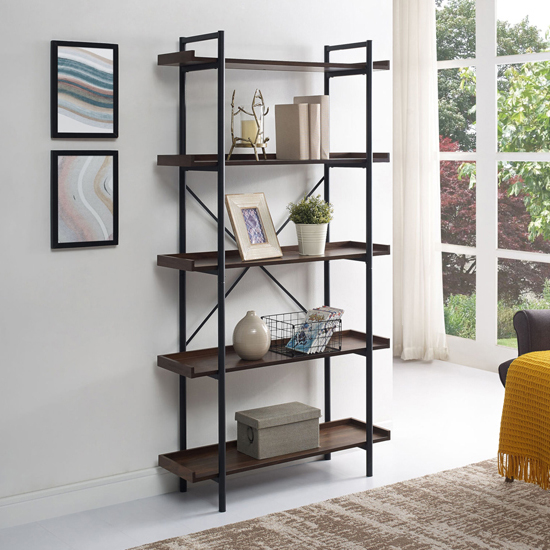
xmin=437 ymin=0 xmax=550 ymax=344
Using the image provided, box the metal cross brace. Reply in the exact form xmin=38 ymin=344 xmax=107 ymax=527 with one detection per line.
xmin=185 ymin=177 xmax=324 ymax=346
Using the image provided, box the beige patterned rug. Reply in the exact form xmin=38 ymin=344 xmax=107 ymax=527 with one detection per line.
xmin=129 ymin=459 xmax=550 ymax=550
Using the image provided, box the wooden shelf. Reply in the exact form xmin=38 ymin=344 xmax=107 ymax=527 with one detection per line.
xmin=158 ymin=50 xmax=390 ymax=73
xmin=156 ymin=37 xmax=390 ymax=505
xmin=158 ymin=330 xmax=390 ymax=379
xmin=159 ymin=418 xmax=391 ymax=483
xmin=157 ymin=241 xmax=390 ymax=273
xmin=157 ymin=152 xmax=390 ymax=169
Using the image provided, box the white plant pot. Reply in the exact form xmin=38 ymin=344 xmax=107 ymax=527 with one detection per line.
xmin=295 ymin=223 xmax=328 ymax=256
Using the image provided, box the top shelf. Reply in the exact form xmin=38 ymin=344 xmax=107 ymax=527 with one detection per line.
xmin=158 ymin=152 xmax=390 ymax=170
xmin=158 ymin=50 xmax=390 ymax=73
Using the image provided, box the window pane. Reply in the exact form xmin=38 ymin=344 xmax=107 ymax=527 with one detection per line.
xmin=436 ymin=0 xmax=475 ymax=61
xmin=498 ymin=161 xmax=550 ymax=253
xmin=441 ymin=161 xmax=476 ymax=246
xmin=498 ymin=61 xmax=550 ymax=153
xmin=498 ymin=258 xmax=550 ymax=348
xmin=439 ymin=68 xmax=476 ymax=152
xmin=443 ymin=253 xmax=476 ymax=340
xmin=497 ymin=0 xmax=550 ymax=56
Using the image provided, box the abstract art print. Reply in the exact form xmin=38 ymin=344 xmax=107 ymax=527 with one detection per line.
xmin=51 ymin=41 xmax=118 ymax=138
xmin=51 ymin=151 xmax=118 ymax=248
xmin=241 ymin=208 xmax=267 ymax=244
xmin=225 ymin=193 xmax=282 ymax=261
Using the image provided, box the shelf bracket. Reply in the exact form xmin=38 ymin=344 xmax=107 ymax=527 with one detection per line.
xmin=327 ymin=68 xmax=367 ymax=78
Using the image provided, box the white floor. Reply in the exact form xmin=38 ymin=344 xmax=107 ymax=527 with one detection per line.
xmin=0 ymin=360 xmax=506 ymax=550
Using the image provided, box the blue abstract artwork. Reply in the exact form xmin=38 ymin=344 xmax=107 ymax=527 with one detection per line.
xmin=57 ymin=46 xmax=114 ymax=133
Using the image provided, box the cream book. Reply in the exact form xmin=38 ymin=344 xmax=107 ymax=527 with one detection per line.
xmin=275 ymin=103 xmax=309 ymax=160
xmin=307 ymin=103 xmax=321 ymax=160
xmin=294 ymin=95 xmax=330 ymax=159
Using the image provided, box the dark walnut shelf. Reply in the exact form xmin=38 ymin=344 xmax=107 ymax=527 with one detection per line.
xmin=159 ymin=418 xmax=391 ymax=483
xmin=157 ymin=241 xmax=390 ymax=273
xmin=157 ymin=152 xmax=390 ymax=170
xmin=158 ymin=50 xmax=390 ymax=73
xmin=158 ymin=330 xmax=390 ymax=379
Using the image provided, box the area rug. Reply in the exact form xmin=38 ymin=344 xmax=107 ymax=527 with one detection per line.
xmin=129 ymin=459 xmax=550 ymax=550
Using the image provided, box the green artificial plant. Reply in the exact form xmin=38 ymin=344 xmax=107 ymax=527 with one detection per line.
xmin=287 ymin=194 xmax=334 ymax=225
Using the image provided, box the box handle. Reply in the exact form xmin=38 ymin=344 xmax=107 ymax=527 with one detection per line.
xmin=247 ymin=426 xmax=254 ymax=443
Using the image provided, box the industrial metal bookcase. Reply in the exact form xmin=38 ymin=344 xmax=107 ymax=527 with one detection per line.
xmin=156 ymin=30 xmax=391 ymax=512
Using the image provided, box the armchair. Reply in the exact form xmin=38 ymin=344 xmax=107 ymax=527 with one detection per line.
xmin=498 ymin=309 xmax=550 ymax=386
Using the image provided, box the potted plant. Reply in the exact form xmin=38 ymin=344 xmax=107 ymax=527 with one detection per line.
xmin=287 ymin=194 xmax=334 ymax=255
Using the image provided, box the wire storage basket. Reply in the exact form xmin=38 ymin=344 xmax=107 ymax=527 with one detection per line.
xmin=261 ymin=311 xmax=342 ymax=358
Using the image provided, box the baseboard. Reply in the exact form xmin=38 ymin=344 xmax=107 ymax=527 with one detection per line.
xmin=0 ymin=421 xmax=394 ymax=530
xmin=0 ymin=467 xmax=179 ymax=529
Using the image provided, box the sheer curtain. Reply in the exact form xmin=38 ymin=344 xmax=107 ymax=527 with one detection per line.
xmin=393 ymin=0 xmax=448 ymax=361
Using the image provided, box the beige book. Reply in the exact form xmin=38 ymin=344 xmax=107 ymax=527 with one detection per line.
xmin=307 ymin=103 xmax=321 ymax=160
xmin=275 ymin=103 xmax=309 ymax=160
xmin=294 ymin=95 xmax=330 ymax=159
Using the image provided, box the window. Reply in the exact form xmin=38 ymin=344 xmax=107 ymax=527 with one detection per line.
xmin=436 ymin=0 xmax=550 ymax=361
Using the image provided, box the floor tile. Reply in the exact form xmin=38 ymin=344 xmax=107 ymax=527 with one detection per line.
xmin=39 ymin=512 xmax=138 ymax=550
xmin=0 ymin=522 xmax=72 ymax=550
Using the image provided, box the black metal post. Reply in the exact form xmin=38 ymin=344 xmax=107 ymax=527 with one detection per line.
xmin=365 ymin=40 xmax=374 ymax=478
xmin=216 ymin=30 xmax=227 ymax=513
xmin=323 ymin=45 xmax=331 ymax=461
xmin=178 ymin=36 xmax=188 ymax=494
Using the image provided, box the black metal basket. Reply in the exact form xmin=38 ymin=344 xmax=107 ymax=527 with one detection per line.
xmin=261 ymin=311 xmax=342 ymax=358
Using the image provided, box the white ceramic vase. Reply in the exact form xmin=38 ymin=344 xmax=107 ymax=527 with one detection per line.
xmin=295 ymin=223 xmax=328 ymax=256
xmin=233 ymin=311 xmax=271 ymax=361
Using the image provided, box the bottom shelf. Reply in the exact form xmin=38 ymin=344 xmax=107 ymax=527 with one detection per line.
xmin=159 ymin=418 xmax=391 ymax=483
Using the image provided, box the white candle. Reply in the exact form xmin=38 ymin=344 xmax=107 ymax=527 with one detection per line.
xmin=241 ymin=120 xmax=258 ymax=144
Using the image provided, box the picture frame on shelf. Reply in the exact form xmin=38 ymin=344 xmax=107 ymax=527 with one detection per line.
xmin=225 ymin=193 xmax=282 ymax=261
xmin=51 ymin=150 xmax=118 ymax=249
xmin=51 ymin=40 xmax=119 ymax=138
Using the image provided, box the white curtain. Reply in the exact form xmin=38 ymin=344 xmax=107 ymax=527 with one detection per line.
xmin=393 ymin=0 xmax=448 ymax=361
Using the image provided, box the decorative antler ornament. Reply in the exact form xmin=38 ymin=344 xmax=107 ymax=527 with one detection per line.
xmin=228 ymin=89 xmax=270 ymax=161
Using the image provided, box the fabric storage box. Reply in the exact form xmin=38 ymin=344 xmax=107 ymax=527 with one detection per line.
xmin=235 ymin=401 xmax=321 ymax=460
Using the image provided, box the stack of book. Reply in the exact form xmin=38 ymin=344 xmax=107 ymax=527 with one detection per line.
xmin=286 ymin=306 xmax=344 ymax=355
xmin=275 ymin=95 xmax=329 ymax=161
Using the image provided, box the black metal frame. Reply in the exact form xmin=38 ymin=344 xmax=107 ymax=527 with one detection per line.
xmin=50 ymin=40 xmax=119 ymax=139
xmin=323 ymin=40 xmax=373 ymax=473
xmin=50 ymin=150 xmax=119 ymax=249
xmin=176 ymin=32 xmax=374 ymax=512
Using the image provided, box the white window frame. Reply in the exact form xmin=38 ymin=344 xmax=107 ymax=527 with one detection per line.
xmin=438 ymin=0 xmax=550 ymax=370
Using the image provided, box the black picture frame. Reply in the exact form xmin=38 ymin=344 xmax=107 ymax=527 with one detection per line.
xmin=51 ymin=40 xmax=119 ymax=138
xmin=51 ymin=150 xmax=119 ymax=249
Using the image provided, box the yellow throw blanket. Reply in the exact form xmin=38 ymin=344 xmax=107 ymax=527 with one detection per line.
xmin=498 ymin=350 xmax=550 ymax=490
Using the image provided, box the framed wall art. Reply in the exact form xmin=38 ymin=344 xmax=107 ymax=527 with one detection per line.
xmin=51 ymin=40 xmax=119 ymax=138
xmin=225 ymin=193 xmax=282 ymax=261
xmin=51 ymin=150 xmax=118 ymax=249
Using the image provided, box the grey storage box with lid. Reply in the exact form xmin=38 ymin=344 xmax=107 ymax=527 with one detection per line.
xmin=235 ymin=401 xmax=321 ymax=460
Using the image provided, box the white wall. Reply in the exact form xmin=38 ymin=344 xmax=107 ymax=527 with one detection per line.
xmin=0 ymin=0 xmax=392 ymax=526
